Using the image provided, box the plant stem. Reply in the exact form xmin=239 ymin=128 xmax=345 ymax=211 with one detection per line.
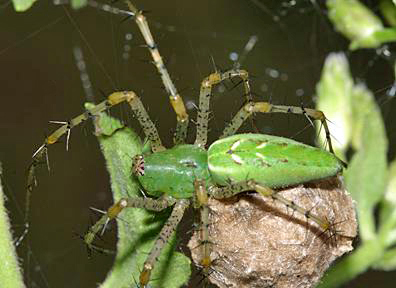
xmin=0 ymin=163 xmax=26 ymax=288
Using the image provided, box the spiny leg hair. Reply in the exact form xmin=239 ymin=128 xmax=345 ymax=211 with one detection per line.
xmin=194 ymin=69 xmax=252 ymax=148
xmin=139 ymin=199 xmax=189 ymax=286
xmin=221 ymin=101 xmax=336 ymax=155
xmin=193 ymin=179 xmax=212 ymax=278
xmin=209 ymin=180 xmax=334 ymax=236
xmin=27 ymin=92 xmax=164 ymax=233
xmin=84 ymin=196 xmax=176 ymax=251
xmin=125 ymin=1 xmax=189 ymax=145
xmin=59 ymin=0 xmax=190 ymax=144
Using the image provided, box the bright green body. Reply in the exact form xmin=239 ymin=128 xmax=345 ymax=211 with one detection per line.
xmin=137 ymin=145 xmax=212 ymax=198
xmin=137 ymin=133 xmax=343 ymax=199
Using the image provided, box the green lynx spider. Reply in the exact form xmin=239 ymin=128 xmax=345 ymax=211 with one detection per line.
xmin=27 ymin=1 xmax=344 ymax=286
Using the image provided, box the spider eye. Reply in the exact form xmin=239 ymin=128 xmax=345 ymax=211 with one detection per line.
xmin=132 ymin=154 xmax=145 ymax=176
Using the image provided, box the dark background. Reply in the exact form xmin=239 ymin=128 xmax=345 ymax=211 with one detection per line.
xmin=1 ymin=0 xmax=396 ymax=287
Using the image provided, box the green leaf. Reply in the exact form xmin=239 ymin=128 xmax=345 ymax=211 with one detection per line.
xmin=0 ymin=164 xmax=26 ymax=288
xmin=326 ymin=0 xmax=392 ymax=50
xmin=344 ymin=84 xmax=388 ymax=241
xmin=380 ymin=0 xmax=396 ymax=27
xmin=84 ymin=103 xmax=191 ymax=288
xmin=316 ymin=52 xmax=353 ymax=158
xmin=318 ymin=239 xmax=383 ymax=288
xmin=12 ymin=0 xmax=86 ymax=11
xmin=71 ymin=0 xmax=87 ymax=10
xmin=373 ymin=247 xmax=396 ymax=271
xmin=317 ymin=53 xmax=391 ymax=287
xmin=378 ymin=160 xmax=396 ymax=247
xmin=12 ymin=0 xmax=37 ymax=12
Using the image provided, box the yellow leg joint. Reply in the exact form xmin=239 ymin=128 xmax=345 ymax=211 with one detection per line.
xmin=201 ymin=256 xmax=211 ymax=268
xmin=170 ymin=95 xmax=188 ymax=122
xmin=107 ymin=199 xmax=127 ymax=219
xmin=140 ymin=266 xmax=152 ymax=286
xmin=252 ymin=102 xmax=272 ymax=113
xmin=46 ymin=135 xmax=58 ymax=145
xmin=107 ymin=91 xmax=135 ymax=105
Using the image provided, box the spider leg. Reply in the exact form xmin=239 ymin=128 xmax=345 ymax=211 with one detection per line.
xmin=193 ymin=179 xmax=212 ymax=278
xmin=209 ymin=180 xmax=334 ymax=236
xmin=84 ymin=196 xmax=176 ymax=251
xmin=26 ymin=91 xmax=165 ymax=232
xmin=221 ymin=101 xmax=337 ymax=155
xmin=125 ymin=1 xmax=189 ymax=145
xmin=194 ymin=69 xmax=252 ymax=147
xmin=126 ymin=92 xmax=165 ymax=152
xmin=33 ymin=92 xmax=163 ymax=155
xmin=139 ymin=199 xmax=189 ymax=287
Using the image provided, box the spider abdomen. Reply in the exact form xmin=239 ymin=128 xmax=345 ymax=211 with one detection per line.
xmin=208 ymin=133 xmax=343 ymax=188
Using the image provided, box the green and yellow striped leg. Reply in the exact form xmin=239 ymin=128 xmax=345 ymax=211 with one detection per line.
xmin=139 ymin=199 xmax=189 ymax=287
xmin=125 ymin=1 xmax=189 ymax=145
xmin=84 ymin=196 xmax=176 ymax=250
xmin=193 ymin=180 xmax=212 ymax=278
xmin=59 ymin=0 xmax=190 ymax=143
xmin=209 ymin=180 xmax=334 ymax=236
xmin=194 ymin=69 xmax=252 ymax=148
xmin=221 ymin=101 xmax=336 ymax=155
xmin=32 ymin=91 xmax=163 ymax=161
xmin=26 ymin=92 xmax=164 ymax=236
